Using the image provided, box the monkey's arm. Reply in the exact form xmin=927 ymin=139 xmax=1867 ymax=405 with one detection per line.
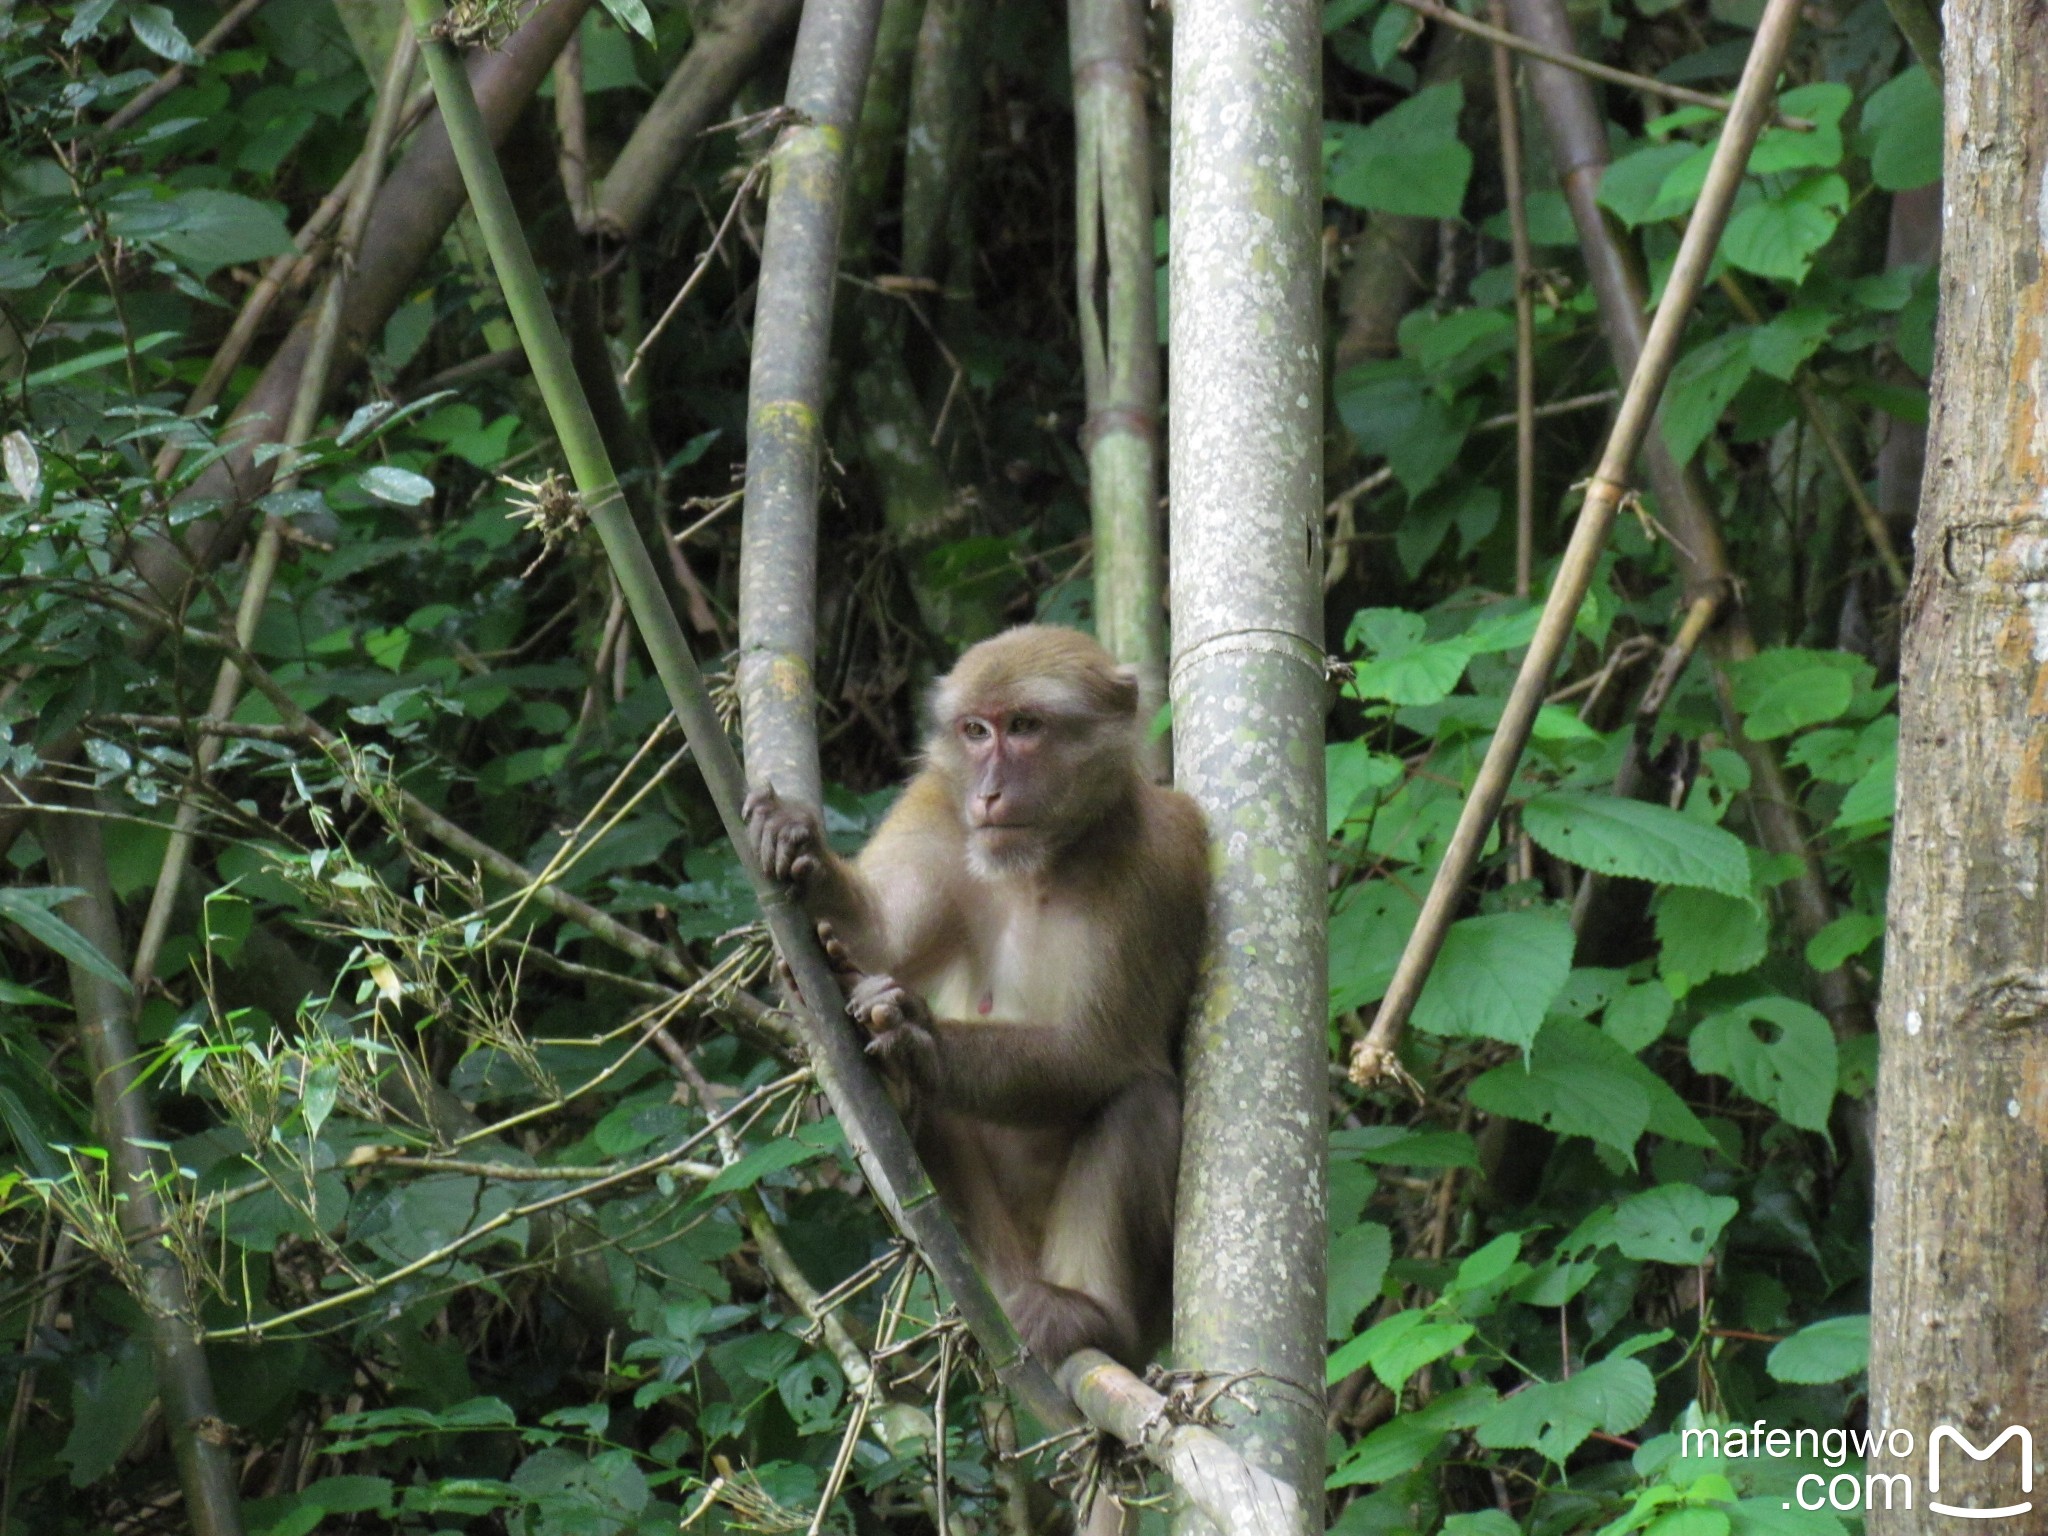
xmin=745 ymin=777 xmax=963 ymax=972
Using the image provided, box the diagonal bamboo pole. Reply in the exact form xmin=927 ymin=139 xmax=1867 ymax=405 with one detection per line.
xmin=1350 ymin=0 xmax=1807 ymax=1085
xmin=400 ymin=0 xmax=1075 ymax=1436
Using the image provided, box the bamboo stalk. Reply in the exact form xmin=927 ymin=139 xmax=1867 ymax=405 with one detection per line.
xmin=737 ymin=0 xmax=888 ymax=810
xmin=1350 ymin=0 xmax=1807 ymax=1086
xmin=39 ymin=805 xmax=246 ymax=1536
xmin=1071 ymin=0 xmax=1168 ymax=774
xmin=592 ymin=0 xmax=805 ymax=240
xmin=402 ymin=0 xmax=1081 ymax=1436
xmin=1487 ymin=0 xmax=1537 ymax=598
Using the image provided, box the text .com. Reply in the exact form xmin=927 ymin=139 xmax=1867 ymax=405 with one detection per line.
xmin=1679 ymin=1421 xmax=2034 ymax=1517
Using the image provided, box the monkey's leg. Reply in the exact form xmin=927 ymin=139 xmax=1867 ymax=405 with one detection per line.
xmin=1020 ymin=1072 xmax=1181 ymax=1370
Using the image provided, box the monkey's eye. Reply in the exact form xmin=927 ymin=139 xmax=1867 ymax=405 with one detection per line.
xmin=960 ymin=719 xmax=993 ymax=742
xmin=1008 ymin=714 xmax=1042 ymax=736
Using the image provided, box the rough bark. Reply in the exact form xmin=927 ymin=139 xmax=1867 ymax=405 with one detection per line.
xmin=1867 ymin=3 xmax=2048 ymax=1527
xmin=1167 ymin=0 xmax=1327 ymax=1524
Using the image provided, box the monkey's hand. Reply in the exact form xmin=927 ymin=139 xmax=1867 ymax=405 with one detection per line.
xmin=743 ymin=782 xmax=825 ymax=890
xmin=846 ymin=974 xmax=938 ymax=1091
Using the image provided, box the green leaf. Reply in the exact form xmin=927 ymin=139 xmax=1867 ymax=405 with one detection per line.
xmin=1327 ymin=1384 xmax=1496 ymax=1486
xmin=1745 ymin=83 xmax=1850 ymax=174
xmin=1328 ymin=1222 xmax=1394 ymax=1338
xmin=1476 ymin=1017 xmax=1714 ymax=1150
xmin=1475 ymin=1355 xmax=1655 ymax=1462
xmin=1766 ymin=1315 xmax=1870 ymax=1383
xmin=1606 ymin=980 xmax=1676 ymax=1051
xmin=1328 ymin=1309 xmax=1475 ymax=1391
xmin=1329 ymin=880 xmax=1419 ymax=1015
xmin=1690 ymin=996 xmax=1838 ymax=1131
xmin=704 ymin=1121 xmax=845 ymax=1195
xmin=1725 ymin=1497 xmax=1848 ymax=1536
xmin=1333 ymin=362 xmax=1473 ymax=497
xmin=1835 ymin=743 xmax=1896 ymax=827
xmin=1412 ymin=909 xmax=1574 ymax=1049
xmin=1661 ymin=330 xmax=1753 ymax=463
xmin=1805 ymin=911 xmax=1883 ymax=971
xmin=148 ymin=190 xmax=294 ymax=276
xmin=1657 ymin=887 xmax=1768 ymax=991
xmin=1331 ymin=1125 xmax=1480 ymax=1167
xmin=301 ymin=1475 xmax=397 ymax=1515
xmin=127 ymin=3 xmax=198 ymax=61
xmin=1523 ymin=790 xmax=1751 ymax=899
xmin=1328 ymin=86 xmax=1471 ymax=218
xmin=359 ymin=465 xmax=435 ymax=507
xmin=1861 ymin=66 xmax=1941 ymax=190
xmin=0 ymin=889 xmax=131 ymax=995
xmin=1721 ymin=173 xmax=1848 ymax=283
xmin=1468 ymin=1045 xmax=1651 ymax=1155
xmin=1750 ymin=308 xmax=1834 ymax=380
xmin=1647 ymin=1512 xmax=1732 ymax=1536
xmin=1611 ymin=1183 xmax=1739 ymax=1264
xmin=1727 ymin=649 xmax=1858 ymax=738
xmin=1328 ymin=741 xmax=1402 ymax=834
xmin=597 ymin=0 xmax=656 ymax=41
xmin=1599 ymin=142 xmax=1696 ymax=227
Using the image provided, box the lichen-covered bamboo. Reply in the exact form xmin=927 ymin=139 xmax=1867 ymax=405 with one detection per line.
xmin=1071 ymin=0 xmax=1166 ymax=761
xmin=737 ymin=0 xmax=887 ymax=808
xmin=404 ymin=0 xmax=1076 ymax=1436
xmin=1166 ymin=0 xmax=1327 ymax=1524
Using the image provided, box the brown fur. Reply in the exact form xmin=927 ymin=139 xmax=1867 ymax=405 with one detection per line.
xmin=746 ymin=626 xmax=1209 ymax=1369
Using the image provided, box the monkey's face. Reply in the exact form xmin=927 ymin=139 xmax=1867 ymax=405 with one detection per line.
xmin=939 ymin=701 xmax=1136 ymax=877
xmin=928 ymin=627 xmax=1144 ymax=879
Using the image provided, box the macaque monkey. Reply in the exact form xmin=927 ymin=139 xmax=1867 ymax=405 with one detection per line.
xmin=744 ymin=626 xmax=1209 ymax=1369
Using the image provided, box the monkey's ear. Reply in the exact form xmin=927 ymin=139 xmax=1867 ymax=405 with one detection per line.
xmin=1108 ymin=665 xmax=1142 ymax=717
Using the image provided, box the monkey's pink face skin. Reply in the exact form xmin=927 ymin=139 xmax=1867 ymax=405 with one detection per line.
xmin=953 ymin=708 xmax=1051 ymax=831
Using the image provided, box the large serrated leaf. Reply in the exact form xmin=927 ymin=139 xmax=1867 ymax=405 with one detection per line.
xmin=1766 ymin=1315 xmax=1869 ymax=1383
xmin=1412 ymin=908 xmax=1573 ymax=1048
xmin=1524 ymin=791 xmax=1750 ymax=898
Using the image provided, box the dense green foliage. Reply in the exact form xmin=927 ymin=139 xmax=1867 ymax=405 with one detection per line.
xmin=0 ymin=0 xmax=1932 ymax=1529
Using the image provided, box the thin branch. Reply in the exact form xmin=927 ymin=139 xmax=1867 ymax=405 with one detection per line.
xmin=1488 ymin=1 xmax=1538 ymax=598
xmin=103 ymin=0 xmax=275 ymax=134
xmin=1389 ymin=0 xmax=1813 ymax=129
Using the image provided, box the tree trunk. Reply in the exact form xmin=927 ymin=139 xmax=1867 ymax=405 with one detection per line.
xmin=1166 ymin=0 xmax=1327 ymax=1526
xmin=1867 ymin=4 xmax=2048 ymax=1528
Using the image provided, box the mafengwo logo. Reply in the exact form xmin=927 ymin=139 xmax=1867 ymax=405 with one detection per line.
xmin=1927 ymin=1425 xmax=2034 ymax=1520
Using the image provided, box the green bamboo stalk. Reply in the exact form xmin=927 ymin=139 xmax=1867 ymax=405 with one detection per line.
xmin=401 ymin=0 xmax=1077 ymax=1436
xmin=737 ymin=0 xmax=888 ymax=807
xmin=1166 ymin=0 xmax=1328 ymax=1520
xmin=40 ymin=804 xmax=245 ymax=1536
xmin=1070 ymin=0 xmax=1167 ymax=771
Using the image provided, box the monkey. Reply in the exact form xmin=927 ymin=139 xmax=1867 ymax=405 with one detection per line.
xmin=744 ymin=625 xmax=1210 ymax=1372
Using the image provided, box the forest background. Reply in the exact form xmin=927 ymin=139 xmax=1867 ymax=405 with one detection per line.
xmin=0 ymin=0 xmax=1954 ymax=1528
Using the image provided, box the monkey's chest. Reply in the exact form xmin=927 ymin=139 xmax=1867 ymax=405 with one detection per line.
xmin=916 ymin=902 xmax=1091 ymax=1024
